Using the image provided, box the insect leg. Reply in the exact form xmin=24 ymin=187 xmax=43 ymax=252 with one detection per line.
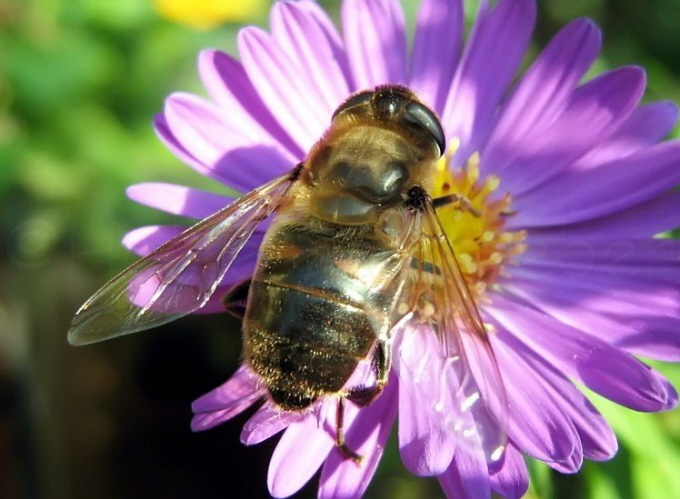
xmin=347 ymin=340 xmax=391 ymax=407
xmin=432 ymin=193 xmax=481 ymax=216
xmin=335 ymin=397 xmax=362 ymax=463
xmin=221 ymin=279 xmax=251 ymax=320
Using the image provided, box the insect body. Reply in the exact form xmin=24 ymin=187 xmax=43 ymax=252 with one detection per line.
xmin=245 ymin=220 xmax=399 ymax=411
xmin=69 ymin=85 xmax=506 ymax=462
xmin=243 ymin=87 xmax=445 ymax=411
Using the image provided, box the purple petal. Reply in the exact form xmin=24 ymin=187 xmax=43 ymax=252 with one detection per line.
xmin=612 ymin=317 xmax=680 ymax=362
xmin=509 ymin=265 xmax=680 ymax=361
xmin=514 ymin=189 xmax=680 ymax=240
xmin=191 ymin=406 xmax=250 ymax=432
xmin=496 ymin=66 xmax=646 ymax=197
xmin=267 ymin=402 xmax=337 ymax=498
xmin=192 ymin=364 xmax=260 ymax=412
xmin=454 ymin=321 xmax=508 ymax=462
xmin=489 ymin=444 xmax=529 ymax=499
xmin=489 ymin=333 xmax=579 ymax=464
xmin=548 ymin=449 xmax=583 ymax=474
xmin=395 ymin=327 xmax=456 ymax=476
xmin=651 ymin=369 xmax=679 ymax=410
xmin=191 ymin=365 xmax=263 ymax=431
xmin=498 ymin=330 xmax=616 ymax=462
xmin=409 ymin=0 xmax=463 ymax=111
xmin=164 ymin=91 xmax=265 ymax=165
xmin=123 ymin=225 xmax=185 ymax=256
xmin=489 ymin=293 xmax=674 ymax=412
xmin=270 ymin=1 xmax=352 ymax=115
xmin=241 ymin=402 xmax=306 ymax=446
xmin=511 ymin=139 xmax=680 ymax=227
xmin=438 ymin=441 xmax=491 ymax=499
xmin=155 ymin=114 xmax=219 ymax=183
xmin=164 ymin=92 xmax=294 ymax=192
xmin=126 ymin=183 xmax=232 ymax=219
xmin=198 ymin=49 xmax=303 ymax=158
xmin=342 ymin=0 xmax=408 ymax=89
xmin=519 ymin=237 xmax=680 ymax=284
xmin=319 ymin=378 xmax=398 ymax=498
xmin=574 ymin=101 xmax=679 ymax=170
xmin=238 ymin=26 xmax=327 ymax=151
xmin=441 ymin=0 xmax=536 ymax=161
xmin=483 ymin=18 xmax=601 ymax=174
xmin=278 ymin=0 xmax=348 ymax=58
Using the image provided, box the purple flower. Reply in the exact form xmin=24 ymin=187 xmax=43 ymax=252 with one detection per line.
xmin=124 ymin=0 xmax=680 ymax=497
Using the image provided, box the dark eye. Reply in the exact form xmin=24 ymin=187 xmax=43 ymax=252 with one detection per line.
xmin=404 ymin=102 xmax=446 ymax=156
xmin=332 ymin=91 xmax=373 ymax=120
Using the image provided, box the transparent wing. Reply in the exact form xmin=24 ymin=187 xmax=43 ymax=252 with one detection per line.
xmin=68 ymin=170 xmax=297 ymax=346
xmin=397 ymin=197 xmax=508 ymax=465
xmin=358 ymin=208 xmax=424 ymax=342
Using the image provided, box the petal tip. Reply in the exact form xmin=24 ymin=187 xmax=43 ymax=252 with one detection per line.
xmin=190 ymin=414 xmax=210 ymax=432
xmin=657 ymin=100 xmax=680 ymax=126
xmin=125 ymin=182 xmax=160 ymax=203
xmin=120 ymin=227 xmax=148 ymax=252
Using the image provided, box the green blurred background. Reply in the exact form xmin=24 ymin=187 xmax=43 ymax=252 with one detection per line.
xmin=1 ymin=0 xmax=679 ymax=497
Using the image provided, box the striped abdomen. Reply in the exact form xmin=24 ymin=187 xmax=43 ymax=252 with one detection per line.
xmin=243 ymin=218 xmax=397 ymax=410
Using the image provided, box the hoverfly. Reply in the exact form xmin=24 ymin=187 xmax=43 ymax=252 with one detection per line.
xmin=69 ymin=85 xmax=507 ymax=462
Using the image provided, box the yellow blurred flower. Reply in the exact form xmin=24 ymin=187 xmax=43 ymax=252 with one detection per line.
xmin=154 ymin=0 xmax=268 ymax=30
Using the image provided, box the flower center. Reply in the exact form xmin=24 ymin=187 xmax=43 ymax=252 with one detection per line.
xmin=432 ymin=141 xmax=527 ymax=298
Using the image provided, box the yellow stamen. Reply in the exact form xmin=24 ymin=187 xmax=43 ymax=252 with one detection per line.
xmin=433 ymin=146 xmax=527 ymax=300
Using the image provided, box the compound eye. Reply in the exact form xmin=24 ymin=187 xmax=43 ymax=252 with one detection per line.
xmin=404 ymin=102 xmax=446 ymax=156
xmin=332 ymin=90 xmax=373 ymax=120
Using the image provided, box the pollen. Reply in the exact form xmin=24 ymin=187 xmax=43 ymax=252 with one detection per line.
xmin=433 ymin=146 xmax=527 ymax=298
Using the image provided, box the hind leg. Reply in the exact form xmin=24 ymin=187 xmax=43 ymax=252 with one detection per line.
xmin=221 ymin=279 xmax=251 ymax=319
xmin=346 ymin=339 xmax=391 ymax=407
xmin=335 ymin=397 xmax=362 ymax=463
xmin=334 ymin=340 xmax=392 ymax=462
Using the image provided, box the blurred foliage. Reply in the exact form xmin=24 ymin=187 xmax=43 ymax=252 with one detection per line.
xmin=1 ymin=0 xmax=680 ymax=498
xmin=0 ymin=0 xmax=251 ymax=273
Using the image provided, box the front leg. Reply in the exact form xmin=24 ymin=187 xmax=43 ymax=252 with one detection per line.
xmin=432 ymin=192 xmax=481 ymax=216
